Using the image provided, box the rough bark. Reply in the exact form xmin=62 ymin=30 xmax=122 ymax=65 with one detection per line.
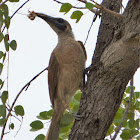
xmin=69 ymin=0 xmax=140 ymax=140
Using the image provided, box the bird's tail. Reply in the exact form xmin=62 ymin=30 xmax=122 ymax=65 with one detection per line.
xmin=45 ymin=111 xmax=63 ymax=140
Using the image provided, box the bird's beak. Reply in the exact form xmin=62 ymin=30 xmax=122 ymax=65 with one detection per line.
xmin=36 ymin=13 xmax=66 ymax=32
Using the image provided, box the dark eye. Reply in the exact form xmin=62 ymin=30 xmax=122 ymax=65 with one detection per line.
xmin=57 ymin=18 xmax=64 ymax=23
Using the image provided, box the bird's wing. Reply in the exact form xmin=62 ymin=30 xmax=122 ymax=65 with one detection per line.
xmin=77 ymin=41 xmax=87 ymax=89
xmin=77 ymin=41 xmax=87 ymax=60
xmin=48 ymin=52 xmax=59 ymax=107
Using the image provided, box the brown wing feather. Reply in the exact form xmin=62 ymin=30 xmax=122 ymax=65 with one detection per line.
xmin=77 ymin=41 xmax=87 ymax=88
xmin=48 ymin=52 xmax=59 ymax=107
xmin=77 ymin=41 xmax=87 ymax=60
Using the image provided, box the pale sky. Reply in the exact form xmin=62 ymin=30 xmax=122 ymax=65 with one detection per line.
xmin=0 ymin=0 xmax=139 ymax=140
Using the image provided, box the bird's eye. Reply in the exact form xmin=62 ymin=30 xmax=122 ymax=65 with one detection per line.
xmin=57 ymin=18 xmax=64 ymax=23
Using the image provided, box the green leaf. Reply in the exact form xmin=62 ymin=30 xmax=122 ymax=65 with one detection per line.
xmin=1 ymin=91 xmax=8 ymax=104
xmin=10 ymin=40 xmax=17 ymax=51
xmin=0 ymin=51 xmax=3 ymax=59
xmin=0 ymin=33 xmax=4 ymax=42
xmin=0 ymin=118 xmax=5 ymax=126
xmin=0 ymin=105 xmax=6 ymax=118
xmin=35 ymin=134 xmax=45 ymax=140
xmin=4 ymin=16 xmax=10 ymax=28
xmin=122 ymin=120 xmax=129 ymax=129
xmin=134 ymin=92 xmax=140 ymax=99
xmin=0 ymin=79 xmax=2 ymax=85
xmin=135 ymin=101 xmax=140 ymax=110
xmin=71 ymin=11 xmax=83 ymax=23
xmin=0 ymin=80 xmax=4 ymax=90
xmin=114 ymin=107 xmax=124 ymax=120
xmin=74 ymin=90 xmax=81 ymax=102
xmin=106 ymin=124 xmax=114 ymax=136
xmin=136 ymin=135 xmax=140 ymax=140
xmin=128 ymin=119 xmax=135 ymax=129
xmin=113 ymin=118 xmax=122 ymax=126
xmin=136 ymin=119 xmax=139 ymax=129
xmin=0 ymin=9 xmax=3 ymax=20
xmin=120 ymin=129 xmax=130 ymax=139
xmin=0 ymin=63 xmax=3 ymax=75
xmin=30 ymin=128 xmax=39 ymax=132
xmin=2 ymin=53 xmax=6 ymax=63
xmin=9 ymin=123 xmax=14 ymax=129
xmin=9 ymin=0 xmax=19 ymax=2
xmin=125 ymin=86 xmax=130 ymax=93
xmin=128 ymin=112 xmax=134 ymax=121
xmin=60 ymin=125 xmax=70 ymax=133
xmin=37 ymin=111 xmax=48 ymax=120
xmin=125 ymin=86 xmax=135 ymax=93
xmin=14 ymin=105 xmax=24 ymax=116
xmin=86 ymin=2 xmax=95 ymax=10
xmin=4 ymin=34 xmax=9 ymax=51
xmin=47 ymin=109 xmax=53 ymax=117
xmin=72 ymin=105 xmax=79 ymax=113
xmin=60 ymin=3 xmax=72 ymax=14
xmin=60 ymin=113 xmax=73 ymax=128
xmin=30 ymin=120 xmax=44 ymax=130
xmin=3 ymin=4 xmax=9 ymax=18
xmin=0 ymin=19 xmax=3 ymax=28
xmin=69 ymin=96 xmax=80 ymax=109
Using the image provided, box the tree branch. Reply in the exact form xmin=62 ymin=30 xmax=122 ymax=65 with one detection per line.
xmin=0 ymin=67 xmax=48 ymax=140
xmin=111 ymin=78 xmax=134 ymax=140
xmin=54 ymin=0 xmax=101 ymax=15
xmin=77 ymin=0 xmax=124 ymax=18
xmin=84 ymin=14 xmax=97 ymax=46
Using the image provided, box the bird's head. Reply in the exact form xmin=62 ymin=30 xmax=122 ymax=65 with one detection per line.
xmin=36 ymin=13 xmax=73 ymax=37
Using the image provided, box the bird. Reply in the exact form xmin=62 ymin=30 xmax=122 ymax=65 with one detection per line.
xmin=28 ymin=12 xmax=87 ymax=140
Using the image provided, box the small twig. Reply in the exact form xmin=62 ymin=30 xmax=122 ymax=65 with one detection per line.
xmin=84 ymin=14 xmax=97 ymax=46
xmin=0 ymin=66 xmax=48 ymax=140
xmin=129 ymin=127 xmax=140 ymax=140
xmin=2 ymin=0 xmax=30 ymax=33
xmin=14 ymin=117 xmax=23 ymax=137
xmin=53 ymin=0 xmax=85 ymax=9
xmin=111 ymin=78 xmax=134 ymax=140
xmin=11 ymin=114 xmax=21 ymax=122
xmin=0 ymin=0 xmax=9 ymax=7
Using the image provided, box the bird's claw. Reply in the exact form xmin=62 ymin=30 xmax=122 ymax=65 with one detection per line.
xmin=71 ymin=113 xmax=84 ymax=120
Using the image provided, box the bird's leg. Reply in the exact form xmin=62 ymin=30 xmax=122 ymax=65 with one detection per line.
xmin=66 ymin=106 xmax=84 ymax=120
xmin=61 ymin=97 xmax=84 ymax=120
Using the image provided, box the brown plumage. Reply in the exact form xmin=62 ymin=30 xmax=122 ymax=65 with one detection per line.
xmin=31 ymin=13 xmax=86 ymax=140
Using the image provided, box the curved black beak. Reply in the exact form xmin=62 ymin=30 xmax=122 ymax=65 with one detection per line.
xmin=36 ymin=13 xmax=67 ymax=31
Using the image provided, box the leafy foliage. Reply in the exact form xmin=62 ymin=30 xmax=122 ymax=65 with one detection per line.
xmin=0 ymin=1 xmax=20 ymax=138
xmin=106 ymin=86 xmax=140 ymax=140
xmin=30 ymin=87 xmax=140 ymax=140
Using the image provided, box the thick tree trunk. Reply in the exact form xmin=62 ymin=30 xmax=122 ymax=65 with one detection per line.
xmin=69 ymin=0 xmax=140 ymax=140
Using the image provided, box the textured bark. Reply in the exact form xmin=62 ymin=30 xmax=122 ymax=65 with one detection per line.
xmin=69 ymin=0 xmax=140 ymax=140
